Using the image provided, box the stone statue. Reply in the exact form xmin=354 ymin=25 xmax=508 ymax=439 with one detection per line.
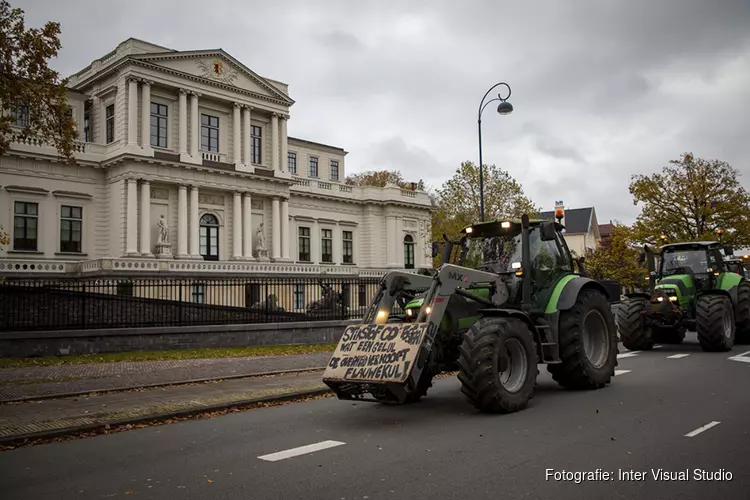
xmin=255 ymin=222 xmax=268 ymax=259
xmin=157 ymin=215 xmax=170 ymax=244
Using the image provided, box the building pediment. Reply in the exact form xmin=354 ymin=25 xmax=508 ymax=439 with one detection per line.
xmin=132 ymin=50 xmax=294 ymax=105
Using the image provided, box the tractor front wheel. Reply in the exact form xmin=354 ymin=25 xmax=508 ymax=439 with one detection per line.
xmin=696 ymin=294 xmax=735 ymax=352
xmin=734 ymin=281 xmax=750 ymax=345
xmin=458 ymin=316 xmax=538 ymax=413
xmin=617 ymin=297 xmax=655 ymax=351
xmin=548 ymin=289 xmax=618 ymax=389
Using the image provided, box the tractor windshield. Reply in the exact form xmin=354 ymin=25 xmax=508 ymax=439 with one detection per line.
xmin=463 ymin=233 xmax=520 ymax=272
xmin=660 ymin=249 xmax=709 ymax=276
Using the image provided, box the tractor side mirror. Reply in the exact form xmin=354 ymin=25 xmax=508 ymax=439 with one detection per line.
xmin=724 ymin=246 xmax=734 ymax=256
xmin=638 ymin=252 xmax=646 ymax=263
xmin=540 ymin=221 xmax=557 ymax=241
xmin=431 ymin=241 xmax=439 ymax=258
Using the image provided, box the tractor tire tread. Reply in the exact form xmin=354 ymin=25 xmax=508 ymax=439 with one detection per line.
xmin=696 ymin=294 xmax=735 ymax=352
xmin=735 ymin=282 xmax=750 ymax=345
xmin=547 ymin=289 xmax=618 ymax=390
xmin=458 ymin=316 xmax=538 ymax=414
xmin=617 ymin=297 xmax=655 ymax=351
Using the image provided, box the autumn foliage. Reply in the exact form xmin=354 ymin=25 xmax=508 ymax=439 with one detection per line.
xmin=584 ymin=224 xmax=647 ymax=291
xmin=0 ymin=0 xmax=77 ymax=163
xmin=629 ymin=153 xmax=750 ymax=247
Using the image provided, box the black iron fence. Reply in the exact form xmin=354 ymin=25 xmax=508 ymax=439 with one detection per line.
xmin=0 ymin=276 xmax=414 ymax=332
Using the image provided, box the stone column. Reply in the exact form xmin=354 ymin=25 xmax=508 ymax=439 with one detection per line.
xmin=190 ymin=92 xmax=200 ymax=159
xmin=125 ymin=178 xmax=139 ymax=255
xmin=177 ymin=185 xmax=188 ymax=257
xmin=232 ymin=191 xmax=243 ymax=259
xmin=271 ymin=197 xmax=281 ymax=260
xmin=280 ymin=197 xmax=290 ymax=260
xmin=178 ymin=89 xmax=188 ymax=155
xmin=189 ymin=185 xmax=200 ymax=258
xmin=127 ymin=78 xmax=139 ymax=146
xmin=139 ymin=180 xmax=152 ymax=256
xmin=243 ymin=192 xmax=253 ymax=259
xmin=140 ymin=80 xmax=151 ymax=148
xmin=242 ymin=106 xmax=252 ymax=165
xmin=386 ymin=215 xmax=397 ymax=267
xmin=233 ymin=102 xmax=242 ymax=165
xmin=271 ymin=113 xmax=279 ymax=170
xmin=280 ymin=116 xmax=288 ymax=173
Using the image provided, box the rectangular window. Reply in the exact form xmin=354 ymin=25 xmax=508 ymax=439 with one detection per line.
xmin=13 ymin=201 xmax=38 ymax=251
xmin=288 ymin=152 xmax=297 ymax=174
xmin=342 ymin=230 xmax=353 ymax=264
xmin=294 ymin=284 xmax=305 ymax=310
xmin=321 ymin=228 xmax=333 ymax=263
xmin=11 ymin=102 xmax=29 ymax=127
xmin=201 ymin=114 xmax=219 ymax=152
xmin=251 ymin=125 xmax=262 ymax=164
xmin=192 ymin=284 xmax=205 ymax=304
xmin=358 ymin=284 xmax=367 ymax=308
xmin=298 ymin=227 xmax=311 ymax=261
xmin=105 ymin=105 xmax=115 ymax=144
xmin=60 ymin=205 xmax=83 ymax=253
xmin=309 ymin=156 xmax=318 ymax=177
xmin=330 ymin=160 xmax=339 ymax=181
xmin=150 ymin=102 xmax=168 ymax=148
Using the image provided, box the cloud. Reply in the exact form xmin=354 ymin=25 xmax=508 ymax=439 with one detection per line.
xmin=16 ymin=0 xmax=750 ymax=225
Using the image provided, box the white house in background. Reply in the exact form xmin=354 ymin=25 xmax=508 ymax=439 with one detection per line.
xmin=540 ymin=201 xmax=601 ymax=256
xmin=0 ymin=38 xmax=433 ymax=278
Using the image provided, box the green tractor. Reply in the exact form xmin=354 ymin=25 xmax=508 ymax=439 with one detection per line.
xmin=322 ymin=214 xmax=622 ymax=413
xmin=618 ymin=241 xmax=750 ymax=351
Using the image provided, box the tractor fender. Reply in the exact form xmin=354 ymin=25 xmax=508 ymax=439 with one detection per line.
xmin=697 ymin=288 xmax=738 ymax=308
xmin=477 ymin=308 xmax=541 ymax=345
xmin=555 ymin=276 xmax=614 ymax=312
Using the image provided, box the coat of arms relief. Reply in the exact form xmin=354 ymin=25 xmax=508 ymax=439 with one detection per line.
xmin=197 ymin=58 xmax=239 ymax=85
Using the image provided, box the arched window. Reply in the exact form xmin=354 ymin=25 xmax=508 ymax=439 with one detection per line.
xmin=199 ymin=213 xmax=219 ymax=261
xmin=404 ymin=234 xmax=415 ymax=269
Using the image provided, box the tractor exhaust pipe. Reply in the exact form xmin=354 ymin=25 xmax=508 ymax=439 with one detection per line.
xmin=441 ymin=233 xmax=453 ymax=265
xmin=521 ymin=214 xmax=531 ymax=312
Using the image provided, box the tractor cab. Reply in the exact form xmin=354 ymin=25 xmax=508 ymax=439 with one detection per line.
xmin=655 ymin=242 xmax=726 ymax=293
xmin=456 ymin=219 xmax=577 ymax=310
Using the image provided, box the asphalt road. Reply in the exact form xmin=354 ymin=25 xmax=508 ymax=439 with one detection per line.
xmin=2 ymin=333 xmax=749 ymax=500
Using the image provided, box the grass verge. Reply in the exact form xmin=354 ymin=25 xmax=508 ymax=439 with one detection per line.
xmin=0 ymin=344 xmax=337 ymax=369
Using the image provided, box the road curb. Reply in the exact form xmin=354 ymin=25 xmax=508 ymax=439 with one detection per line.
xmin=0 ymin=367 xmax=327 ymax=404
xmin=0 ymin=387 xmax=333 ymax=447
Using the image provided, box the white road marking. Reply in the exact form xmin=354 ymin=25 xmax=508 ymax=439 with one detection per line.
xmin=258 ymin=440 xmax=346 ymax=462
xmin=666 ymin=354 xmax=690 ymax=359
xmin=653 ymin=345 xmax=663 ymax=349
xmin=617 ymin=351 xmax=640 ymax=359
xmin=728 ymin=350 xmax=750 ymax=364
xmin=614 ymin=370 xmax=631 ymax=376
xmin=685 ymin=421 xmax=721 ymax=438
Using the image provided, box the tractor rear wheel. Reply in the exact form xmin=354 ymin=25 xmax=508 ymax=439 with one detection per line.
xmin=696 ymin=294 xmax=735 ymax=352
xmin=617 ymin=297 xmax=655 ymax=351
xmin=734 ymin=281 xmax=750 ymax=345
xmin=458 ymin=316 xmax=537 ymax=413
xmin=548 ymin=289 xmax=618 ymax=389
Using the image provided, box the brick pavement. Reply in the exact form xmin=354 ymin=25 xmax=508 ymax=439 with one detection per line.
xmin=0 ymin=371 xmax=329 ymax=441
xmin=0 ymin=353 xmax=332 ymax=402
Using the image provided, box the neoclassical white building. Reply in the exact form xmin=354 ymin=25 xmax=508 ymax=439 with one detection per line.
xmin=0 ymin=38 xmax=433 ymax=278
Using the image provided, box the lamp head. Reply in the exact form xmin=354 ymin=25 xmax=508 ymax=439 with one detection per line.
xmin=496 ymin=100 xmax=513 ymax=115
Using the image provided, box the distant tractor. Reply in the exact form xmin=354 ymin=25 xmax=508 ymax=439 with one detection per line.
xmin=618 ymin=241 xmax=750 ymax=351
xmin=322 ymin=215 xmax=622 ymax=414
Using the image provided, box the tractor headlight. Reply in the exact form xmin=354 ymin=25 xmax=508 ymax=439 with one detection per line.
xmin=406 ymin=308 xmax=413 ymax=317
xmin=501 ymin=221 xmax=511 ymax=229
xmin=669 ymin=296 xmax=678 ymax=302
xmin=656 ymin=296 xmax=664 ymax=302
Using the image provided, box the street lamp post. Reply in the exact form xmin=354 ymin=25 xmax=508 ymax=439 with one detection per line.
xmin=477 ymin=82 xmax=513 ymax=222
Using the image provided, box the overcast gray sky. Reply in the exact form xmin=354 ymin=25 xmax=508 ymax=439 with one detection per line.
xmin=16 ymin=0 xmax=750 ymax=225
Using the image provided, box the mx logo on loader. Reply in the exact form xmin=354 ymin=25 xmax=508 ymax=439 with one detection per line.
xmin=448 ymin=271 xmax=469 ymax=283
